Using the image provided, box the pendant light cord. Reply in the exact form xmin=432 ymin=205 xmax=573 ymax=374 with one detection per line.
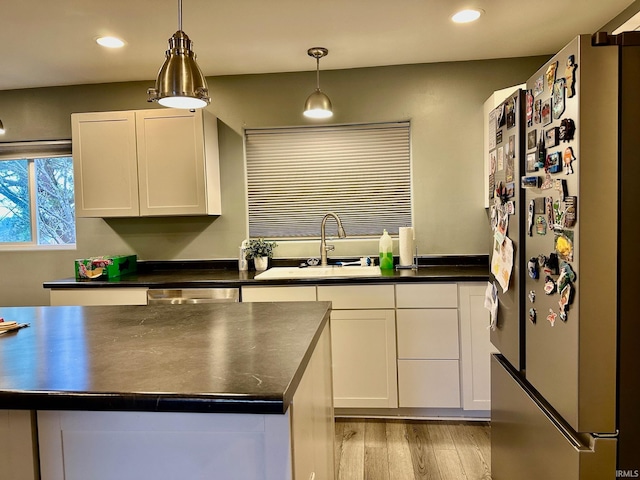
xmin=178 ymin=0 xmax=183 ymax=31
xmin=316 ymin=57 xmax=320 ymax=90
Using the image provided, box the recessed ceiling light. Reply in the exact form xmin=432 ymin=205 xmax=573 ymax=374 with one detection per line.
xmin=96 ymin=36 xmax=125 ymax=48
xmin=451 ymin=9 xmax=483 ymax=24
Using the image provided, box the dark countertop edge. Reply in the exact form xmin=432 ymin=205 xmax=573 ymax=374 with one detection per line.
xmin=43 ymin=267 xmax=489 ymax=289
xmin=0 ymin=391 xmax=286 ymax=414
xmin=0 ymin=304 xmax=332 ymax=415
xmin=43 ymin=274 xmax=490 ymax=289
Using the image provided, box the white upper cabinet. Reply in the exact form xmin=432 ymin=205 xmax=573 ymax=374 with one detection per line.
xmin=72 ymin=109 xmax=221 ymax=217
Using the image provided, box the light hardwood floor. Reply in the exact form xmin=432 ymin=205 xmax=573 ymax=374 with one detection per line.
xmin=335 ymin=418 xmax=492 ymax=480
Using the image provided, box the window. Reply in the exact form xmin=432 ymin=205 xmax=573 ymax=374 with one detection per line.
xmin=0 ymin=141 xmax=75 ymax=248
xmin=245 ymin=122 xmax=411 ymax=238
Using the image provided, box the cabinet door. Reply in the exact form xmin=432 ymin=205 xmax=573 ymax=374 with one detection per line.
xmin=241 ymin=286 xmax=316 ymax=302
xmin=459 ymin=283 xmax=498 ymax=411
xmin=136 ymin=110 xmax=209 ymax=216
xmin=72 ymin=111 xmax=140 ymax=217
xmin=330 ymin=309 xmax=397 ymax=408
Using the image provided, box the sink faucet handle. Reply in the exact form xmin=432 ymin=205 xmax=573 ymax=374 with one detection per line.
xmin=325 ymin=244 xmax=335 ymax=253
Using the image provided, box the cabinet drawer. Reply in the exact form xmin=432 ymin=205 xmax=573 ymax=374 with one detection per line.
xmin=49 ymin=288 xmax=148 ymax=306
xmin=317 ymin=285 xmax=394 ymax=309
xmin=396 ymin=309 xmax=459 ymax=359
xmin=241 ymin=286 xmax=316 ymax=302
xmin=395 ymin=283 xmax=458 ymax=308
xmin=397 ymin=360 xmax=461 ymax=408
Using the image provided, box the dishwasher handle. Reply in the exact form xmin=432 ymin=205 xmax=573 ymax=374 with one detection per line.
xmin=147 ymin=288 xmax=239 ymax=304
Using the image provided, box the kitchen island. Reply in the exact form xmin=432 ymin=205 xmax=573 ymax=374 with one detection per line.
xmin=0 ymin=302 xmax=333 ymax=480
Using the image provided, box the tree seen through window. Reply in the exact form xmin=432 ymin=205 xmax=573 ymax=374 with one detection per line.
xmin=0 ymin=156 xmax=75 ymax=246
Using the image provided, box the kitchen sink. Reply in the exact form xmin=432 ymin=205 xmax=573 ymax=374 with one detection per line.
xmin=254 ymin=265 xmax=381 ymax=280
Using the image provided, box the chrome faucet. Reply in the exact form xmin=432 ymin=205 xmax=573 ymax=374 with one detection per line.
xmin=320 ymin=212 xmax=346 ymax=267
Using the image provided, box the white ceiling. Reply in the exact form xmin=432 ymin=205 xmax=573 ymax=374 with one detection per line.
xmin=1 ymin=0 xmax=636 ymax=91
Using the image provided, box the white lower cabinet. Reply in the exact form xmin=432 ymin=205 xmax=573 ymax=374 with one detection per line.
xmin=317 ymin=285 xmax=397 ymax=409
xmin=459 ymin=283 xmax=498 ymax=411
xmin=239 ymin=281 xmax=495 ymax=413
xmin=396 ymin=283 xmax=461 ymax=408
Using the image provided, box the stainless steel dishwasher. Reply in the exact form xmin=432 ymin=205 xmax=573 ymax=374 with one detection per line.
xmin=147 ymin=288 xmax=239 ymax=304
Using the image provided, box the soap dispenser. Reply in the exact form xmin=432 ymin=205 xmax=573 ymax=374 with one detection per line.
xmin=238 ymin=240 xmax=249 ymax=271
xmin=379 ymin=229 xmax=394 ymax=270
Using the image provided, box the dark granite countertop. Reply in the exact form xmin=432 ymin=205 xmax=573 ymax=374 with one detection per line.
xmin=43 ymin=256 xmax=489 ymax=289
xmin=0 ymin=302 xmax=331 ymax=414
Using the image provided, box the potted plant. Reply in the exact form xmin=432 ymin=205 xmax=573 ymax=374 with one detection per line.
xmin=245 ymin=238 xmax=277 ymax=271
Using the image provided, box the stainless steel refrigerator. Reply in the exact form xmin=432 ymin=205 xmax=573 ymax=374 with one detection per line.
xmin=489 ymin=33 xmax=640 ymax=480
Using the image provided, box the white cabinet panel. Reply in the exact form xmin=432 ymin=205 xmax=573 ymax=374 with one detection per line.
xmin=290 ymin=323 xmax=334 ymax=480
xmin=38 ymin=411 xmax=292 ymax=480
xmin=136 ymin=110 xmax=220 ymax=216
xmin=330 ymin=309 xmax=397 ymax=408
xmin=0 ymin=410 xmax=38 ymax=480
xmin=317 ymin=284 xmax=394 ymax=309
xmin=395 ymin=283 xmax=458 ymax=308
xmin=459 ymin=283 xmax=498 ymax=411
xmin=239 ymin=281 xmax=489 ymax=416
xmin=397 ymin=360 xmax=461 ymax=408
xmin=241 ymin=286 xmax=317 ymax=302
xmin=49 ymin=288 xmax=148 ymax=306
xmin=72 ymin=111 xmax=139 ymax=217
xmin=396 ymin=309 xmax=459 ymax=359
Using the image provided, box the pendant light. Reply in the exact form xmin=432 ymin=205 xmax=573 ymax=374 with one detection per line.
xmin=147 ymin=0 xmax=210 ymax=109
xmin=303 ymin=47 xmax=333 ymax=119
xmin=0 ymin=119 xmax=5 ymax=135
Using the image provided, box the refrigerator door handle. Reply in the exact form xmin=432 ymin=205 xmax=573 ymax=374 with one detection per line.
xmin=492 ymin=354 xmax=617 ymax=479
xmin=495 ymin=354 xmax=588 ymax=449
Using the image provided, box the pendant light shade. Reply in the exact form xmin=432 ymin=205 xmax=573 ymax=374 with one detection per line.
xmin=0 ymin=119 xmax=4 ymax=135
xmin=147 ymin=0 xmax=210 ymax=109
xmin=304 ymin=47 xmax=333 ymax=119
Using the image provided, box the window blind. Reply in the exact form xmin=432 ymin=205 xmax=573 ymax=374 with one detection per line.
xmin=0 ymin=140 xmax=72 ymax=160
xmin=245 ymin=122 xmax=411 ymax=238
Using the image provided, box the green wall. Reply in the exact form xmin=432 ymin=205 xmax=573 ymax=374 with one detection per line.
xmin=0 ymin=55 xmax=549 ymax=305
